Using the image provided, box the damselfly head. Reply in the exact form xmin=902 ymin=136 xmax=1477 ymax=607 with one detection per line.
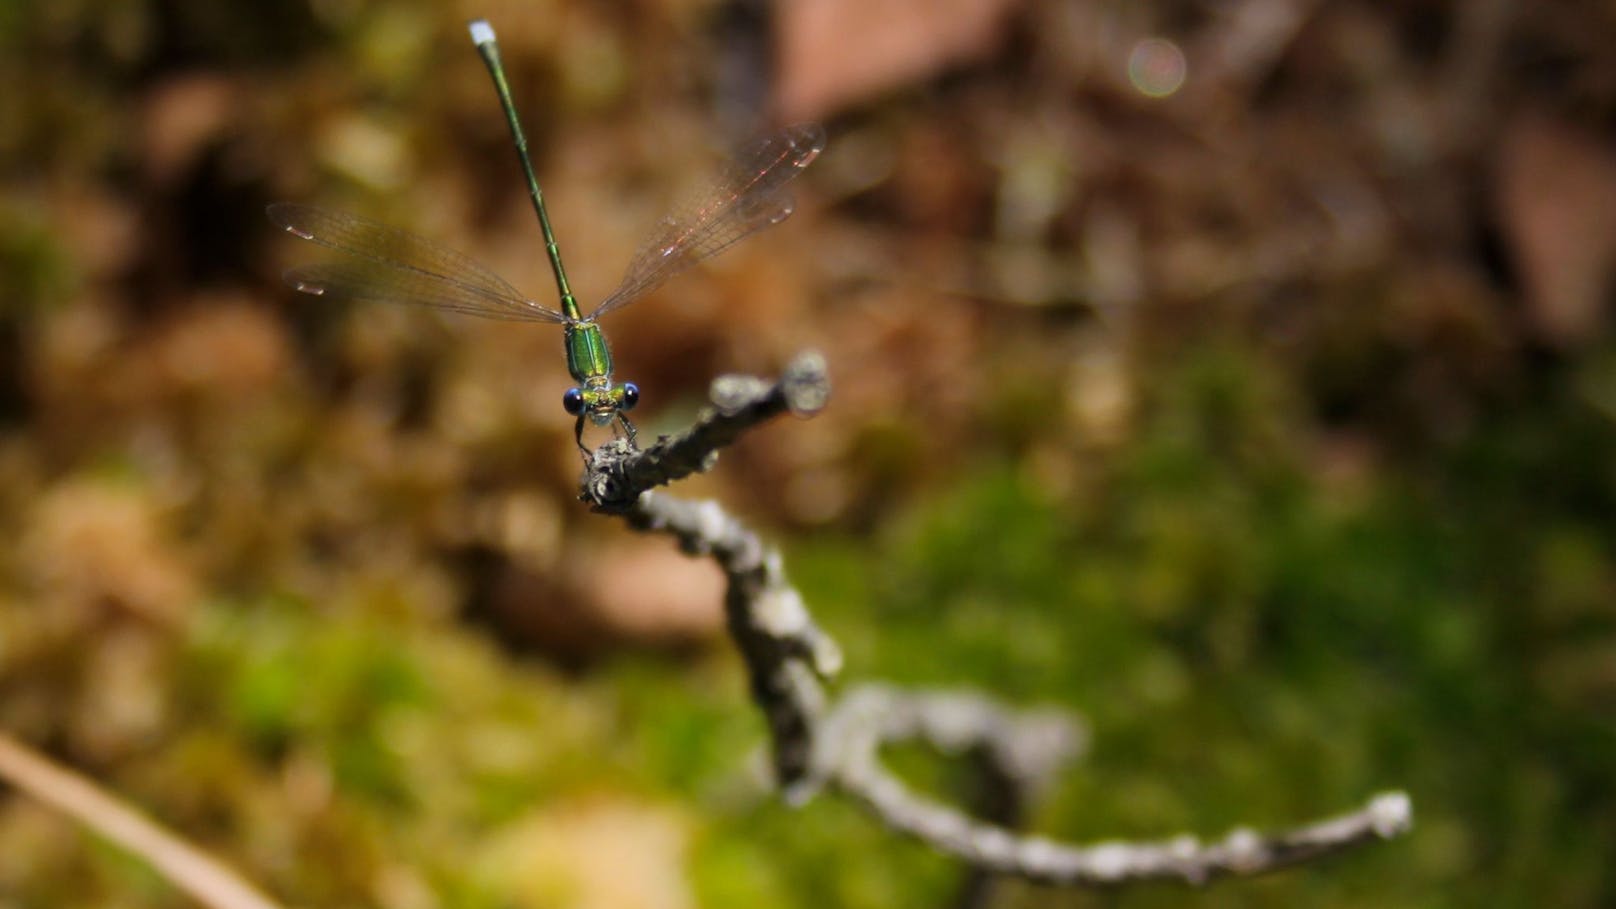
xmin=566 ymin=380 xmax=636 ymax=426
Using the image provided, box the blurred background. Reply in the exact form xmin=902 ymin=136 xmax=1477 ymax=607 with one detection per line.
xmin=2 ymin=0 xmax=1615 ymax=906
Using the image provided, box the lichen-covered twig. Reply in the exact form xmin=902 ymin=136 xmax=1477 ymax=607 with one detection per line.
xmin=620 ymin=490 xmax=844 ymax=788
xmin=824 ymin=686 xmax=1410 ymax=885
xmin=581 ymin=351 xmax=830 ymax=513
xmin=581 ymin=350 xmax=1414 ymax=887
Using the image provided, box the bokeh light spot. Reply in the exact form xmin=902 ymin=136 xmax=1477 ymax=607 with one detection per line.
xmin=1128 ymin=38 xmax=1187 ymax=98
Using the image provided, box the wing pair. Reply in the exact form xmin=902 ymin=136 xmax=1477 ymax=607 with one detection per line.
xmin=268 ymin=123 xmax=825 ymax=324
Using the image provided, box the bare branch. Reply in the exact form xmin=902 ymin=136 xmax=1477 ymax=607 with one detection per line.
xmin=823 ymin=686 xmax=1410 ymax=885
xmin=812 ymin=684 xmax=1086 ymax=798
xmin=586 ymin=352 xmax=1415 ymax=887
xmin=615 ymin=489 xmax=844 ymax=789
xmin=581 ymin=350 xmax=830 ymax=513
xmin=0 ymin=732 xmax=287 ymax=909
xmin=815 ymin=687 xmax=1409 ymax=885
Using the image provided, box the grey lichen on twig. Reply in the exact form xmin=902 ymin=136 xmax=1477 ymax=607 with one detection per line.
xmin=809 ymin=685 xmax=1409 ymax=886
xmin=580 ymin=350 xmax=829 ymax=514
xmin=580 ymin=349 xmax=1414 ymax=887
xmin=619 ymin=489 xmax=844 ymax=787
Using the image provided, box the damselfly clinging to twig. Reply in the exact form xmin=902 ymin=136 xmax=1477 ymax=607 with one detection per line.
xmin=269 ymin=19 xmax=824 ymax=453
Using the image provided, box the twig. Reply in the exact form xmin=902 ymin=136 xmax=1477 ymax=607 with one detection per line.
xmin=581 ymin=350 xmax=830 ymax=513
xmin=825 ymin=684 xmax=1408 ymax=884
xmin=599 ymin=489 xmax=845 ymax=789
xmin=582 ymin=351 xmax=1415 ymax=886
xmin=815 ymin=685 xmax=1409 ymax=885
xmin=0 ymin=732 xmax=287 ymax=909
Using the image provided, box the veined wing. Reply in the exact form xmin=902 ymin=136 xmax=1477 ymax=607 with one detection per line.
xmin=267 ymin=203 xmax=567 ymax=323
xmin=588 ymin=123 xmax=824 ymax=319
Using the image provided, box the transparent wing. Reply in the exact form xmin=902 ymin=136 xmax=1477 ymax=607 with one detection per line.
xmin=267 ymin=203 xmax=567 ymax=323
xmin=282 ymin=262 xmax=564 ymax=322
xmin=589 ymin=123 xmax=825 ymax=319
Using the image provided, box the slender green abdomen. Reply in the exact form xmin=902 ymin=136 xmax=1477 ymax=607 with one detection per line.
xmin=564 ymin=322 xmax=613 ymax=383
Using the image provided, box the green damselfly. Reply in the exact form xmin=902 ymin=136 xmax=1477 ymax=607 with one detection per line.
xmin=269 ymin=19 xmax=824 ymax=452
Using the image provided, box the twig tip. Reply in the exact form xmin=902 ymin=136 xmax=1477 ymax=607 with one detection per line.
xmin=781 ymin=350 xmax=831 ymax=416
xmin=1368 ymin=791 xmax=1413 ymax=837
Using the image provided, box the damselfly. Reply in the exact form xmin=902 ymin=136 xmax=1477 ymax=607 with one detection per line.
xmin=269 ymin=19 xmax=824 ymax=452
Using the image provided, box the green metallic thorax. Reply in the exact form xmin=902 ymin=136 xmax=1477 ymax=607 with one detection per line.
xmin=564 ymin=321 xmax=613 ymax=383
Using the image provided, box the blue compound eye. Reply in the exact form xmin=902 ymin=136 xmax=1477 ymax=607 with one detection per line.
xmin=621 ymin=382 xmax=640 ymax=411
xmin=562 ymin=387 xmax=584 ymax=415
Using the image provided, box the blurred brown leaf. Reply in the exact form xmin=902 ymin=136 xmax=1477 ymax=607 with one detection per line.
xmin=777 ymin=0 xmax=1021 ymax=120
xmin=573 ymin=539 xmax=725 ymax=644
xmin=140 ymin=75 xmax=239 ymax=186
xmin=1496 ymin=112 xmax=1616 ymax=346
xmin=485 ymin=538 xmax=724 ymax=659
